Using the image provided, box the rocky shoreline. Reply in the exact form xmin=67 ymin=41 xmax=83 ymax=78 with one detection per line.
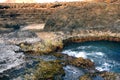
xmin=0 ymin=1 xmax=120 ymax=80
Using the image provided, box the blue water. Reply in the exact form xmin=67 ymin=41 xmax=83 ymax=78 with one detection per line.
xmin=62 ymin=41 xmax=120 ymax=73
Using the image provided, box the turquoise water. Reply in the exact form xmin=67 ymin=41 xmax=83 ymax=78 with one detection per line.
xmin=62 ymin=41 xmax=120 ymax=73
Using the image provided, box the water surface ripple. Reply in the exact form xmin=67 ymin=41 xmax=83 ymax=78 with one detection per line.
xmin=62 ymin=41 xmax=120 ymax=73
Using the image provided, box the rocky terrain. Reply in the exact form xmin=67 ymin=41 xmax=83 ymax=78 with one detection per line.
xmin=0 ymin=1 xmax=120 ymax=80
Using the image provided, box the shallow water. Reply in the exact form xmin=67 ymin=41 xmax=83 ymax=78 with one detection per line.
xmin=62 ymin=41 xmax=120 ymax=73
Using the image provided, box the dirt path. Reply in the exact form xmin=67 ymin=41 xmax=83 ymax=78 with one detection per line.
xmin=21 ymin=23 xmax=45 ymax=31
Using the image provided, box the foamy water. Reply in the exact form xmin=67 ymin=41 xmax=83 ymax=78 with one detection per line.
xmin=62 ymin=41 xmax=120 ymax=72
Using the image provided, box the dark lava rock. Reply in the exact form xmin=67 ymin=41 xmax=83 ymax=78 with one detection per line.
xmin=0 ymin=74 xmax=9 ymax=80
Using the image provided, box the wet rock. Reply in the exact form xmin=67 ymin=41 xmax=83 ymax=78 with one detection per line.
xmin=53 ymin=53 xmax=95 ymax=69
xmin=68 ymin=57 xmax=95 ymax=69
xmin=53 ymin=53 xmax=73 ymax=60
xmin=32 ymin=60 xmax=65 ymax=80
xmin=79 ymin=74 xmax=92 ymax=80
xmin=93 ymin=76 xmax=104 ymax=80
xmin=79 ymin=73 xmax=104 ymax=80
xmin=0 ymin=74 xmax=9 ymax=80
xmin=99 ymin=72 xmax=120 ymax=80
xmin=63 ymin=65 xmax=85 ymax=80
xmin=39 ymin=55 xmax=57 ymax=61
xmin=79 ymin=72 xmax=120 ymax=80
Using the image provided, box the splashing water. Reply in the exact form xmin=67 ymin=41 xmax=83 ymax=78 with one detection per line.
xmin=62 ymin=41 xmax=120 ymax=73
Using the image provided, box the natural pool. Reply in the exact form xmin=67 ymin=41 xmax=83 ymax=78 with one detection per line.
xmin=62 ymin=41 xmax=120 ymax=73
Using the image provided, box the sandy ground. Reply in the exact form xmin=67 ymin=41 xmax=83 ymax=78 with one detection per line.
xmin=21 ymin=23 xmax=45 ymax=30
xmin=21 ymin=23 xmax=57 ymax=40
xmin=36 ymin=32 xmax=56 ymax=40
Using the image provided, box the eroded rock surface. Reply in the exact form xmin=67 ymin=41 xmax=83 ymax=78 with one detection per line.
xmin=0 ymin=30 xmax=41 ymax=44
xmin=0 ymin=44 xmax=25 ymax=73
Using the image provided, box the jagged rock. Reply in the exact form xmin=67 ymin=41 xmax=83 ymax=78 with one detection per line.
xmin=0 ymin=44 xmax=25 ymax=73
xmin=20 ymin=39 xmax=63 ymax=55
xmin=8 ymin=30 xmax=37 ymax=38
xmin=0 ymin=30 xmax=41 ymax=44
xmin=99 ymin=72 xmax=120 ymax=80
xmin=68 ymin=57 xmax=95 ymax=69
xmin=32 ymin=60 xmax=65 ymax=80
xmin=53 ymin=53 xmax=94 ymax=69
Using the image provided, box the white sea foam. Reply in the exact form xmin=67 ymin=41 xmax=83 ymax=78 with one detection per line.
xmin=62 ymin=50 xmax=112 ymax=72
xmin=75 ymin=52 xmax=87 ymax=58
xmin=96 ymin=62 xmax=111 ymax=71
xmin=62 ymin=50 xmax=87 ymax=59
xmin=62 ymin=42 xmax=120 ymax=72
xmin=62 ymin=50 xmax=104 ymax=59
xmin=95 ymin=52 xmax=104 ymax=56
xmin=86 ymin=52 xmax=104 ymax=57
